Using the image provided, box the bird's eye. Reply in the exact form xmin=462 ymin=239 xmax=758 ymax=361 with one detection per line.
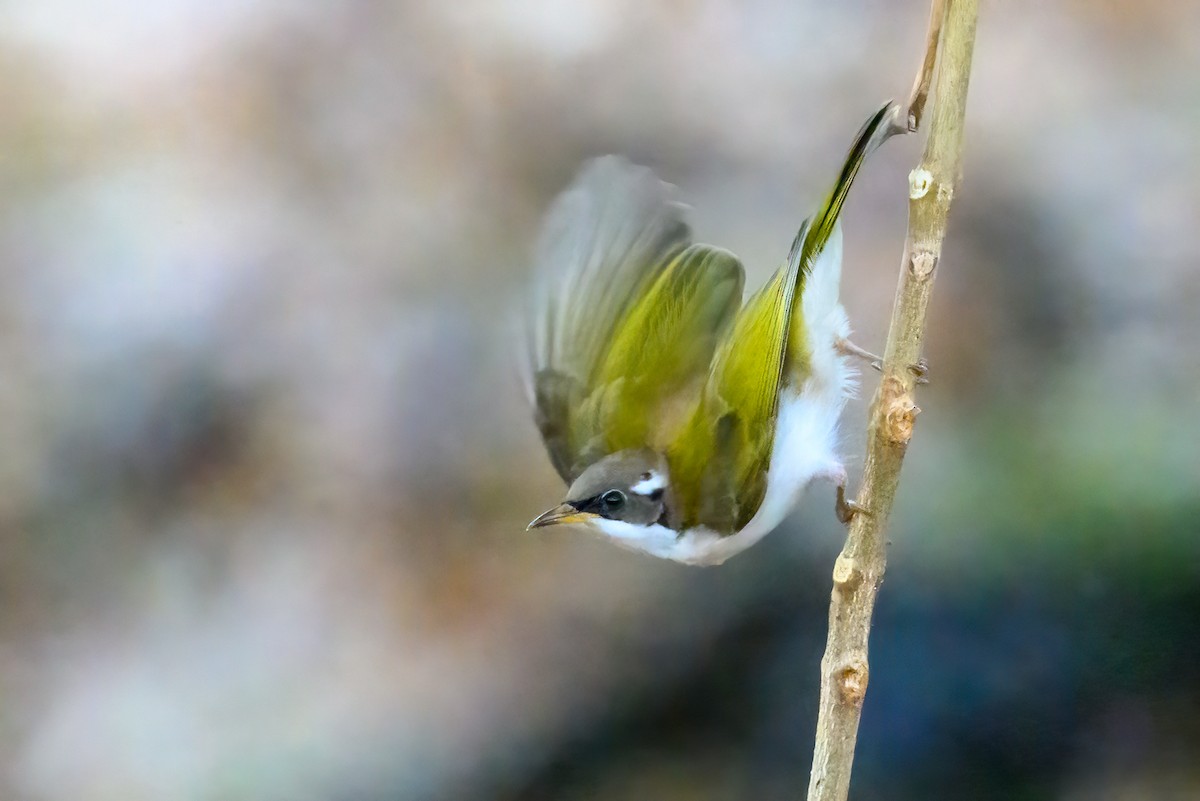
xmin=601 ymin=490 xmax=626 ymax=511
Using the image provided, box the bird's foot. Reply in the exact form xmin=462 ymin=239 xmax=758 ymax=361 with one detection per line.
xmin=837 ymin=338 xmax=931 ymax=384
xmin=909 ymin=357 xmax=931 ymax=385
xmin=836 ymin=484 xmax=865 ymax=524
xmin=824 ymin=466 xmax=863 ymax=524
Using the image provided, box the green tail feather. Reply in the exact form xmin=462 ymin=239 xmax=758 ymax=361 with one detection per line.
xmin=787 ymin=101 xmax=899 ymax=269
xmin=666 ymin=103 xmax=899 ymax=532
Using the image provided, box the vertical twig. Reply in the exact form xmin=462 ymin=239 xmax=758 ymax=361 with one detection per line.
xmin=903 ymin=0 xmax=947 ymax=132
xmin=805 ymin=2 xmax=980 ymax=800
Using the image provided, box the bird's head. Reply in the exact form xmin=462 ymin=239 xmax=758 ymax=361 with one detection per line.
xmin=528 ymin=450 xmax=669 ymax=531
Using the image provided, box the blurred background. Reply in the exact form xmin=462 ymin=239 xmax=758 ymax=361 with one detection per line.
xmin=1 ymin=0 xmax=1198 ymax=799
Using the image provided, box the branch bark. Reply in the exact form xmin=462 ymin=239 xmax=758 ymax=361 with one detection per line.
xmin=902 ymin=0 xmax=947 ymax=133
xmin=805 ymin=2 xmax=980 ymax=800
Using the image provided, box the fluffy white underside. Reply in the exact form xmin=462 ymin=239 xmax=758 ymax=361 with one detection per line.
xmin=589 ymin=225 xmax=855 ymax=565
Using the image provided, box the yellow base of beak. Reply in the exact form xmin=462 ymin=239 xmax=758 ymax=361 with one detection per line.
xmin=527 ymin=504 xmax=599 ymax=530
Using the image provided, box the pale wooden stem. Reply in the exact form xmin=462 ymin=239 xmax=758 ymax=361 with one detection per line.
xmin=804 ymin=1 xmax=980 ymax=800
xmin=904 ymin=0 xmax=946 ymax=132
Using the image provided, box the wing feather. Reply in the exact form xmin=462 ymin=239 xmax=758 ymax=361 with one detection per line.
xmin=526 ymin=159 xmax=742 ymax=483
xmin=527 ymin=103 xmax=897 ymax=510
xmin=590 ymin=244 xmax=744 ymax=455
xmin=668 ymin=102 xmax=898 ymax=532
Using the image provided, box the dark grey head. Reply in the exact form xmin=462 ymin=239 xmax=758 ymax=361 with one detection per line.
xmin=528 ymin=450 xmax=669 ymax=530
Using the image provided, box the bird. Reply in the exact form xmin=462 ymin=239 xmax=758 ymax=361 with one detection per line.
xmin=522 ymin=101 xmax=898 ymax=566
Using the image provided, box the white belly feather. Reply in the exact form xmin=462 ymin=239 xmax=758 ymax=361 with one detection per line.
xmin=592 ymin=225 xmax=856 ymax=565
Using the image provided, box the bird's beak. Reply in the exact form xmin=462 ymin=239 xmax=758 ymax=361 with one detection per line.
xmin=527 ymin=504 xmax=597 ymax=530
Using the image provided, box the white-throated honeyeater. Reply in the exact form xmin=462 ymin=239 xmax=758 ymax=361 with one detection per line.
xmin=523 ymin=102 xmax=898 ymax=565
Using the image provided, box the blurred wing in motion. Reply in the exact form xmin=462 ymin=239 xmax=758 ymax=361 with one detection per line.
xmin=526 ymin=158 xmax=744 ymax=483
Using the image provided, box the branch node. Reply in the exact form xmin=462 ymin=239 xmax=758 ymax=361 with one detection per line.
xmin=835 ymin=660 xmax=870 ymax=707
xmin=908 ymin=168 xmax=933 ymax=199
xmin=832 ymin=553 xmax=863 ymax=590
xmin=880 ymin=377 xmax=920 ymax=445
xmin=910 ymin=251 xmax=938 ymax=278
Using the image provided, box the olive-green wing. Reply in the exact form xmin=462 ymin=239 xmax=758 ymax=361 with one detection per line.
xmin=668 ymin=102 xmax=898 ymax=532
xmin=666 ymin=239 xmax=806 ymax=532
xmin=526 ymin=158 xmax=742 ymax=483
xmin=581 ymin=244 xmax=744 ymax=456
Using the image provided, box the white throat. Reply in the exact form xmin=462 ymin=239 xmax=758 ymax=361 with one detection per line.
xmin=585 ymin=383 xmax=846 ymax=566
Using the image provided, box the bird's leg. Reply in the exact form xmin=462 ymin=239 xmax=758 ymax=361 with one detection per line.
xmin=836 ymin=338 xmax=931 ymax=385
xmin=823 ymin=464 xmax=864 ymax=524
xmin=835 ymin=337 xmax=883 ymax=372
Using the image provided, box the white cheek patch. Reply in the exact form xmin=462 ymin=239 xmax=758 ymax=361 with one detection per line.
xmin=630 ymin=472 xmax=665 ymax=496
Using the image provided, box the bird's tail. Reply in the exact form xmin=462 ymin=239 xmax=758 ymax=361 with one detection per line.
xmin=786 ymin=101 xmax=899 ymax=271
